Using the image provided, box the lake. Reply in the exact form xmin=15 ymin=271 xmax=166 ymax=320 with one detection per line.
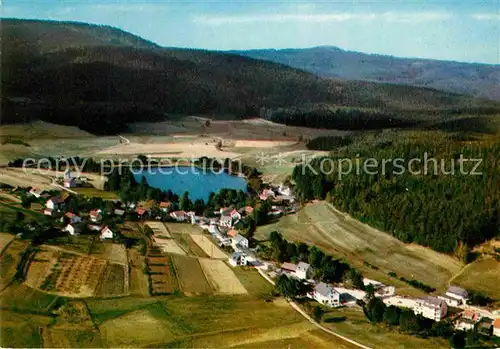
xmin=133 ymin=167 xmax=247 ymax=201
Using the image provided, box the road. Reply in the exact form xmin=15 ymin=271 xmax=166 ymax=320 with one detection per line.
xmin=255 ymin=265 xmax=372 ymax=349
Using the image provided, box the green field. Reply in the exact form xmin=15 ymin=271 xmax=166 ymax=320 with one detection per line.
xmin=256 ymin=202 xmax=463 ymax=295
xmin=231 ymin=267 xmax=274 ymax=297
xmin=1 ymin=283 xmax=60 ymax=314
xmin=73 ymin=187 xmax=119 ymax=199
xmin=170 ymin=254 xmax=213 ymax=294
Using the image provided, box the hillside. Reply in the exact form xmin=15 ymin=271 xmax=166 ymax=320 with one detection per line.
xmin=2 ymin=19 xmax=498 ymax=134
xmin=231 ymin=46 xmax=500 ymax=100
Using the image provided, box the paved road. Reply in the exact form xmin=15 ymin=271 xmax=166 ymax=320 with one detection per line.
xmin=255 ymin=266 xmax=372 ymax=349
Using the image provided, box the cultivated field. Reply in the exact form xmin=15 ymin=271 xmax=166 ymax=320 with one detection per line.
xmin=128 ymin=249 xmax=150 ymax=296
xmin=171 ymin=233 xmax=209 ymax=257
xmin=146 ymin=251 xmax=179 ymax=295
xmin=452 ymin=257 xmax=500 ymax=300
xmin=38 ymin=251 xmax=107 ymax=297
xmin=95 ymin=263 xmax=127 ymax=297
xmin=256 ymin=201 xmax=463 ymax=295
xmin=0 ymin=239 xmax=29 ymax=291
xmin=164 ymin=222 xmax=204 ymax=235
xmin=198 ymin=258 xmax=247 ymax=295
xmin=190 ymin=234 xmax=227 ymax=259
xmin=152 ymin=235 xmax=186 ymax=255
xmin=25 ymin=249 xmax=55 ymax=289
xmin=91 ymin=242 xmax=128 ymax=265
xmin=170 ymin=254 xmax=212 ymax=294
xmin=145 ymin=221 xmax=171 ymax=237
xmin=0 ymin=233 xmax=15 ymax=255
xmin=0 ymin=283 xmax=59 ymax=313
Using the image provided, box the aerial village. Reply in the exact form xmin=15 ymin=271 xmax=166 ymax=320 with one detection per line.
xmin=9 ymin=168 xmax=498 ymax=340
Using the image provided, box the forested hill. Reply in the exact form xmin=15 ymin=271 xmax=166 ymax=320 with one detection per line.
xmin=230 ymin=47 xmax=500 ymax=101
xmin=2 ymin=19 xmax=498 ymax=134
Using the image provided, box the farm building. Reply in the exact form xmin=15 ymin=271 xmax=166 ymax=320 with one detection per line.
xmin=220 ymin=215 xmax=232 ymax=228
xmin=136 ymin=207 xmax=149 ymax=219
xmin=280 ymin=262 xmax=297 ymax=274
xmin=100 ymin=226 xmax=114 ymax=240
xmin=63 ymin=223 xmax=83 ymax=236
xmin=114 ymin=208 xmax=125 ymax=216
xmin=46 ymin=197 xmax=64 ymax=210
xmin=231 ymin=234 xmax=248 ymax=249
xmin=437 ymin=294 xmax=461 ymax=307
xmin=159 ymin=201 xmax=173 ymax=212
xmin=363 ymin=278 xmax=396 ymax=298
xmin=230 ymin=209 xmax=242 ymax=221
xmin=63 ymin=169 xmax=77 ymax=188
xmin=64 ymin=212 xmax=82 ymax=224
xmin=308 ymin=282 xmax=340 ymax=307
xmin=295 ymin=262 xmax=311 ymax=280
xmin=170 ymin=210 xmax=187 ymax=222
xmin=413 ymin=296 xmax=448 ymax=322
xmin=29 ymin=187 xmax=46 ymax=198
xmin=244 ymin=206 xmax=254 ymax=215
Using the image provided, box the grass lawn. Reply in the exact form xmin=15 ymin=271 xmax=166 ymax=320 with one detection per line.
xmin=256 ymin=201 xmax=462 ymax=295
xmin=452 ymin=257 xmax=500 ymax=300
xmin=310 ymin=305 xmax=448 ymax=349
xmin=232 ymin=267 xmax=274 ymax=297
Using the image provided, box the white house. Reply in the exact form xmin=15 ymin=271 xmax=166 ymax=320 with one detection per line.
xmin=493 ymin=318 xmax=500 ymax=337
xmin=230 ymin=209 xmax=242 ymax=221
xmin=231 ymin=234 xmax=248 ymax=249
xmin=159 ymin=201 xmax=173 ymax=212
xmin=100 ymin=226 xmax=114 ymax=240
xmin=170 ymin=210 xmax=186 ymax=222
xmin=295 ymin=262 xmax=311 ymax=280
xmin=46 ymin=197 xmax=64 ymax=210
xmin=63 ymin=223 xmax=82 ymax=236
xmin=220 ymin=215 xmax=233 ymax=228
xmin=437 ymin=294 xmax=461 ymax=307
xmin=29 ymin=187 xmax=45 ymax=198
xmin=308 ymin=282 xmax=341 ymax=307
xmin=228 ymin=252 xmax=248 ymax=267
xmin=63 ymin=169 xmax=76 ymax=188
xmin=456 ymin=319 xmax=475 ymax=331
xmin=413 ymin=296 xmax=448 ymax=322
xmin=89 ymin=209 xmax=103 ymax=223
xmin=363 ymin=278 xmax=396 ymax=298
xmin=64 ymin=212 xmax=82 ymax=224
xmin=445 ymin=286 xmax=468 ymax=305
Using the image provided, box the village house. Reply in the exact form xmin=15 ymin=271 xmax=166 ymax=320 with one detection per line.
xmin=295 ymin=262 xmax=311 ymax=280
xmin=445 ymin=286 xmax=468 ymax=305
xmin=244 ymin=206 xmax=254 ymax=215
xmin=230 ymin=209 xmax=242 ymax=221
xmin=89 ymin=209 xmax=103 ymax=223
xmin=280 ymin=262 xmax=297 ymax=274
xmin=308 ymin=282 xmax=341 ymax=307
xmin=136 ymin=207 xmax=149 ymax=219
xmin=114 ymin=208 xmax=125 ymax=217
xmin=220 ymin=215 xmax=233 ymax=228
xmin=493 ymin=318 xmax=500 ymax=337
xmin=231 ymin=234 xmax=248 ymax=249
xmin=63 ymin=223 xmax=83 ymax=236
xmin=170 ymin=210 xmax=186 ymax=222
xmin=363 ymin=278 xmax=396 ymax=298
xmin=208 ymin=224 xmax=230 ymax=245
xmin=259 ymin=188 xmax=275 ymax=201
xmin=46 ymin=197 xmax=64 ymax=210
xmin=63 ymin=169 xmax=77 ymax=188
xmin=228 ymin=252 xmax=248 ymax=267
xmin=159 ymin=201 xmax=173 ymax=212
xmin=100 ymin=226 xmax=114 ymax=240
xmin=64 ymin=212 xmax=82 ymax=224
xmin=29 ymin=187 xmax=45 ymax=198
xmin=88 ymin=224 xmax=102 ymax=232
xmin=456 ymin=309 xmax=481 ymax=331
xmin=413 ymin=296 xmax=448 ymax=322
xmin=437 ymin=294 xmax=461 ymax=307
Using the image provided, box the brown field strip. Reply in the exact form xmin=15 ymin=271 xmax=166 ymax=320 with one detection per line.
xmin=95 ymin=263 xmax=127 ymax=297
xmin=170 ymin=254 xmax=213 ymax=294
xmin=199 ymin=258 xmax=247 ymax=295
xmin=189 ymin=234 xmax=227 ymax=259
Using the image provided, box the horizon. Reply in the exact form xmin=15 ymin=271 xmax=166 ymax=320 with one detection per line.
xmin=2 ymin=0 xmax=499 ymax=64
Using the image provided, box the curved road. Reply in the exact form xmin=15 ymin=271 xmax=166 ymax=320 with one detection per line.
xmin=255 ymin=266 xmax=372 ymax=349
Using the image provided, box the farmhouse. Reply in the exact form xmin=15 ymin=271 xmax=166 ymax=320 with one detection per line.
xmin=445 ymin=286 xmax=468 ymax=305
xmin=230 ymin=209 xmax=242 ymax=221
xmin=136 ymin=207 xmax=149 ymax=219
xmin=308 ymin=282 xmax=340 ymax=307
xmin=456 ymin=319 xmax=475 ymax=331
xmin=170 ymin=210 xmax=187 ymax=222
xmin=228 ymin=252 xmax=248 ymax=267
xmin=363 ymin=278 xmax=396 ymax=297
xmin=88 ymin=224 xmax=102 ymax=231
xmin=437 ymin=294 xmax=461 ymax=307
xmin=259 ymin=188 xmax=275 ymax=201
xmin=114 ymin=208 xmax=125 ymax=216
xmin=100 ymin=226 xmax=114 ymax=240
xmin=159 ymin=201 xmax=173 ymax=212
xmin=64 ymin=212 xmax=82 ymax=224
xmin=63 ymin=169 xmax=77 ymax=188
xmin=44 ymin=208 xmax=55 ymax=216
xmin=413 ymin=296 xmax=448 ymax=322
xmin=231 ymin=234 xmax=248 ymax=249
xmin=89 ymin=209 xmax=103 ymax=223
xmin=244 ymin=206 xmax=254 ymax=215
xmin=462 ymin=309 xmax=480 ymax=322
xmin=220 ymin=215 xmax=233 ymax=228
xmin=63 ymin=223 xmax=83 ymax=236
xmin=295 ymin=262 xmax=311 ymax=280
xmin=493 ymin=318 xmax=500 ymax=337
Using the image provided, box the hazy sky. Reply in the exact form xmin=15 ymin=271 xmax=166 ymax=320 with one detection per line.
xmin=3 ymin=0 xmax=499 ymax=64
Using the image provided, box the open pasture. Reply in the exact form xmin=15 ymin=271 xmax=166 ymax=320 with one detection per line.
xmin=25 ymin=249 xmax=55 ymax=289
xmin=95 ymin=263 xmax=127 ymax=297
xmin=39 ymin=252 xmax=107 ymax=297
xmin=452 ymin=257 xmax=500 ymax=300
xmin=190 ymin=234 xmax=227 ymax=259
xmin=198 ymin=258 xmax=247 ymax=295
xmin=0 ymin=283 xmax=59 ymax=313
xmin=170 ymin=254 xmax=213 ymax=294
xmin=257 ymin=201 xmax=463 ymax=294
xmin=91 ymin=242 xmax=128 ymax=265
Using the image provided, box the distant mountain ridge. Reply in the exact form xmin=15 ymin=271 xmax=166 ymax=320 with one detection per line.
xmin=229 ymin=46 xmax=500 ymax=100
xmin=2 ymin=19 xmax=499 ymax=134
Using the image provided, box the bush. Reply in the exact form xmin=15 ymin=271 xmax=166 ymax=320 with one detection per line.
xmin=324 ymin=316 xmax=347 ymax=323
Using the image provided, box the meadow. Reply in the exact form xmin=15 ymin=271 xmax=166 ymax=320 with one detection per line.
xmin=452 ymin=257 xmax=500 ymax=301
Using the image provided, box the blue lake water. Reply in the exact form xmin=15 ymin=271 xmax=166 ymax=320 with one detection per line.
xmin=133 ymin=167 xmax=247 ymax=201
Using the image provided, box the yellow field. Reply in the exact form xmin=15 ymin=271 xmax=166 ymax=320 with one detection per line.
xmin=145 ymin=221 xmax=172 ymax=237
xmin=452 ymin=257 xmax=500 ymax=300
xmin=198 ymin=258 xmax=247 ymax=295
xmin=0 ymin=233 xmax=15 ymax=255
xmin=257 ymin=202 xmax=463 ymax=295
xmin=152 ymin=235 xmax=186 ymax=255
xmin=190 ymin=234 xmax=227 ymax=259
